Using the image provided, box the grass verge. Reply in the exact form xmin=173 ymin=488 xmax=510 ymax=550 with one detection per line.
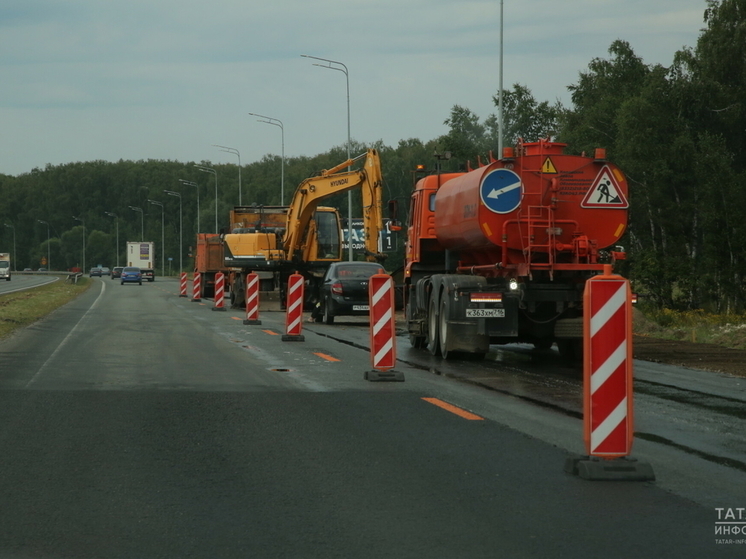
xmin=0 ymin=276 xmax=91 ymax=340
xmin=634 ymin=306 xmax=746 ymax=350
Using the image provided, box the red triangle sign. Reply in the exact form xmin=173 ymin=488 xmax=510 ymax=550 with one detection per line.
xmin=581 ymin=166 xmax=628 ymax=208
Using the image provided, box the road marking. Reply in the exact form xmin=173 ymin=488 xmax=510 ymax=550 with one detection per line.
xmin=263 ymin=329 xmax=280 ymax=336
xmin=314 ymin=352 xmax=340 ymax=362
xmin=422 ymin=398 xmax=484 ymax=420
xmin=25 ymin=280 xmax=106 ymax=388
xmin=230 ymin=316 xmax=241 ymax=320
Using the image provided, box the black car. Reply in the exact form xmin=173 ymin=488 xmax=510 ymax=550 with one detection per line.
xmin=111 ymin=267 xmax=124 ymax=279
xmin=314 ymin=262 xmax=386 ymax=324
xmin=89 ymin=267 xmax=102 ymax=277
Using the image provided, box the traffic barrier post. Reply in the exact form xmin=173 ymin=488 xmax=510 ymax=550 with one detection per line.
xmin=212 ymin=272 xmax=226 ymax=311
xmin=565 ymin=264 xmax=654 ymax=481
xmin=191 ymin=272 xmax=201 ymax=302
xmin=365 ymin=274 xmax=404 ymax=381
xmin=282 ymin=273 xmax=305 ymax=342
xmin=243 ymin=273 xmax=261 ymax=325
xmin=179 ymin=272 xmax=188 ymax=297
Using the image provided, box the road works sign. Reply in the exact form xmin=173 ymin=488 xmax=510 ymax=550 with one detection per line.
xmin=583 ymin=269 xmax=634 ymax=457
xmin=581 ymin=166 xmax=628 ymax=209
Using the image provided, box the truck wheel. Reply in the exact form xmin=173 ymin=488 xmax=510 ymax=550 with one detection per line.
xmin=406 ymin=301 xmax=427 ymax=349
xmin=323 ymin=297 xmax=335 ymax=324
xmin=427 ymin=296 xmax=440 ymax=356
xmin=439 ymin=297 xmax=456 ymax=360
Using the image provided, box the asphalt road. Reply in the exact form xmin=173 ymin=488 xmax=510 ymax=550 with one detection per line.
xmin=0 ymin=278 xmax=743 ymax=558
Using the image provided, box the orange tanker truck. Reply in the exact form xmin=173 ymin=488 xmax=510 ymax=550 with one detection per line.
xmin=399 ymin=139 xmax=629 ymax=360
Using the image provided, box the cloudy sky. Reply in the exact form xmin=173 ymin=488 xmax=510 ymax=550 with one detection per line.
xmin=1 ymin=0 xmax=706 ymax=177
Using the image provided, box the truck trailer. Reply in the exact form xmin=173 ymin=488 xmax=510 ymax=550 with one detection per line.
xmin=126 ymin=241 xmax=155 ymax=281
xmin=401 ymin=140 xmax=629 ymax=360
xmin=0 ymin=253 xmax=10 ymax=281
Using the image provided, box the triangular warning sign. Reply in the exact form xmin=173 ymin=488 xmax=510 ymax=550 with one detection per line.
xmin=541 ymin=157 xmax=557 ymax=174
xmin=581 ymin=166 xmax=628 ymax=208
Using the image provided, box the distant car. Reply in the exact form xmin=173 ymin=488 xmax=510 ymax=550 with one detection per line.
xmin=111 ymin=267 xmax=124 ymax=279
xmin=89 ymin=267 xmax=102 ymax=277
xmin=141 ymin=268 xmax=155 ymax=282
xmin=23 ymin=268 xmax=32 ymax=272
xmin=313 ymin=262 xmax=386 ymax=324
xmin=100 ymin=267 xmax=111 ymax=276
xmin=38 ymin=268 xmax=47 ymax=272
xmin=120 ymin=266 xmax=142 ymax=285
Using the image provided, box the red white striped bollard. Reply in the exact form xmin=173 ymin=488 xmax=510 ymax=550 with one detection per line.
xmin=282 ymin=274 xmax=305 ymax=342
xmin=191 ymin=272 xmax=201 ymax=302
xmin=243 ymin=273 xmax=261 ymax=325
xmin=566 ymin=264 xmax=653 ymax=480
xmin=212 ymin=272 xmax=226 ymax=311
xmin=179 ymin=272 xmax=188 ymax=297
xmin=365 ymin=274 xmax=404 ymax=381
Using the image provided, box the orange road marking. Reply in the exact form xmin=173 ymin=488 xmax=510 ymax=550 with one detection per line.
xmin=314 ymin=352 xmax=340 ymax=362
xmin=230 ymin=316 xmax=241 ymax=320
xmin=263 ymin=330 xmax=280 ymax=336
xmin=422 ymin=398 xmax=484 ymax=420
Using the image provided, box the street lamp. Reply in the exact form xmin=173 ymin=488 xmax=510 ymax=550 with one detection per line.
xmin=213 ymin=145 xmax=242 ymax=205
xmin=37 ymin=220 xmax=50 ymax=270
xmin=73 ymin=216 xmax=85 ymax=272
xmin=248 ymin=113 xmax=285 ymax=205
xmin=148 ymin=200 xmax=165 ymax=277
xmin=179 ymin=179 xmax=200 ymax=234
xmin=194 ymin=165 xmax=218 ymax=234
xmin=4 ymin=223 xmax=15 ymax=271
xmin=105 ymin=212 xmax=119 ymax=267
xmin=128 ymin=206 xmax=144 ymax=241
xmin=301 ymin=54 xmax=353 ymax=261
xmin=164 ymin=190 xmax=182 ymax=273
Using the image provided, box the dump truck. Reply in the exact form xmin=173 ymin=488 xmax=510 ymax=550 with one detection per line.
xmin=400 ymin=139 xmax=629 ymax=360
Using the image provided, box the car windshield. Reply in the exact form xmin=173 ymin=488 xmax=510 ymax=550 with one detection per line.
xmin=334 ymin=264 xmax=384 ymax=279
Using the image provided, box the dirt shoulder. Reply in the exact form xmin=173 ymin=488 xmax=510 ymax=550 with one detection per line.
xmin=633 ymin=335 xmax=746 ymax=378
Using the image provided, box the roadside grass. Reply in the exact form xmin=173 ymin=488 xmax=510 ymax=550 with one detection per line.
xmin=634 ymin=306 xmax=746 ymax=350
xmin=0 ymin=277 xmax=91 ymax=340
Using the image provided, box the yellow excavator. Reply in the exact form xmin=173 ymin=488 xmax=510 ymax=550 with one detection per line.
xmin=222 ymin=149 xmax=386 ymax=308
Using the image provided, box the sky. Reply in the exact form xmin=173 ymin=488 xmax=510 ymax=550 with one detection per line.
xmin=0 ymin=0 xmax=707 ymax=177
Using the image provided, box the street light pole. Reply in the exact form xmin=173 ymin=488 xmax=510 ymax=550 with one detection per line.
xmin=128 ymin=206 xmax=144 ymax=241
xmin=213 ymin=145 xmax=242 ymax=205
xmin=194 ymin=165 xmax=218 ymax=234
xmin=164 ymin=190 xmax=182 ymax=273
xmin=248 ymin=113 xmax=285 ymax=205
xmin=148 ymin=200 xmax=165 ymax=277
xmin=179 ymin=179 xmax=200 ymax=234
xmin=37 ymin=220 xmax=50 ymax=270
xmin=4 ymin=223 xmax=15 ymax=271
xmin=105 ymin=212 xmax=119 ymax=267
xmin=301 ymin=54 xmax=353 ymax=261
xmin=73 ymin=216 xmax=85 ymax=271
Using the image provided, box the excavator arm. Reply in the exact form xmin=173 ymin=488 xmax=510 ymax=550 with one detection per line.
xmin=283 ymin=149 xmax=386 ymax=263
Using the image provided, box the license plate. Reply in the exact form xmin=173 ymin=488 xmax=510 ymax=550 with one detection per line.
xmin=466 ymin=308 xmax=505 ymax=318
xmin=352 ymin=305 xmax=369 ymax=311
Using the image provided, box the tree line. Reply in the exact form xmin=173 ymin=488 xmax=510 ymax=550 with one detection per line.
xmin=1 ymin=0 xmax=742 ymax=311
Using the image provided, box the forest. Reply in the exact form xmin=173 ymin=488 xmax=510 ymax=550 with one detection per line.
xmin=1 ymin=0 xmax=744 ymax=312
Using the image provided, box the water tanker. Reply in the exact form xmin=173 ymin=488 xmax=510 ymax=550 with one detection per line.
xmin=401 ymin=139 xmax=629 ymax=360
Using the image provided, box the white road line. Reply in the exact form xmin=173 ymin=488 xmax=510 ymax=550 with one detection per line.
xmin=24 ymin=281 xmax=106 ymax=388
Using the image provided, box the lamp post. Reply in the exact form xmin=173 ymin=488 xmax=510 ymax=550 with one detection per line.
xmin=194 ymin=165 xmax=218 ymax=234
xmin=4 ymin=223 xmax=15 ymax=271
xmin=37 ymin=220 xmax=50 ymax=270
xmin=301 ymin=54 xmax=353 ymax=261
xmin=248 ymin=113 xmax=285 ymax=205
xmin=213 ymin=145 xmax=242 ymax=205
xmin=148 ymin=200 xmax=165 ymax=277
xmin=128 ymin=206 xmax=144 ymax=241
xmin=164 ymin=190 xmax=182 ymax=273
xmin=73 ymin=216 xmax=85 ymax=272
xmin=179 ymin=179 xmax=200 ymax=234
xmin=498 ymin=0 xmax=504 ymax=156
xmin=105 ymin=212 xmax=119 ymax=267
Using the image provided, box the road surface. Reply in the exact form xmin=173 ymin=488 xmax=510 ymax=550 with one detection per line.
xmin=0 ymin=278 xmax=743 ymax=558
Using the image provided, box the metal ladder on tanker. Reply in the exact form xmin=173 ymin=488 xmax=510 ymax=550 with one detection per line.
xmin=523 ymin=204 xmax=557 ymax=276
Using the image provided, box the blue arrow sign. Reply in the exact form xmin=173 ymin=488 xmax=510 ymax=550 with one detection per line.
xmin=480 ymin=169 xmax=522 ymax=214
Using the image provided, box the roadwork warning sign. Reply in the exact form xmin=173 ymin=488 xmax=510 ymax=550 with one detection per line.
xmin=581 ymin=166 xmax=628 ymax=209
